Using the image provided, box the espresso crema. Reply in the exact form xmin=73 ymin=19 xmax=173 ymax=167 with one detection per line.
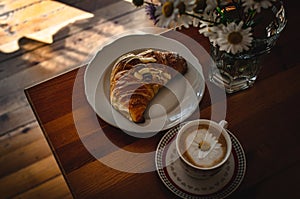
xmin=180 ymin=124 xmax=227 ymax=168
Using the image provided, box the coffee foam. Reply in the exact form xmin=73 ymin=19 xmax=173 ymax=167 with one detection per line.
xmin=180 ymin=124 xmax=227 ymax=168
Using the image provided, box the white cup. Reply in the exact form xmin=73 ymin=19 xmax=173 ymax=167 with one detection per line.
xmin=176 ymin=119 xmax=232 ymax=179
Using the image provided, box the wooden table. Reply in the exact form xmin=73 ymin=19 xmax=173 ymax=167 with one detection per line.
xmin=25 ymin=5 xmax=300 ymax=199
xmin=0 ymin=0 xmax=93 ymax=53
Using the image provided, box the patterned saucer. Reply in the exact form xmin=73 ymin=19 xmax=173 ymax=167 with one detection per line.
xmin=155 ymin=125 xmax=246 ymax=199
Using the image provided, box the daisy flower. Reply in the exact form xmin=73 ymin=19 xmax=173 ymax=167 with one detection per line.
xmin=155 ymin=0 xmax=195 ymax=28
xmin=242 ymin=0 xmax=276 ymax=13
xmin=155 ymin=0 xmax=177 ymax=28
xmin=174 ymin=0 xmax=196 ymax=28
xmin=184 ymin=128 xmax=224 ymax=167
xmin=216 ymin=21 xmax=253 ymax=54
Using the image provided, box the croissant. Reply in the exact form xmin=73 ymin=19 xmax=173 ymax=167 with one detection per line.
xmin=110 ymin=49 xmax=188 ymax=123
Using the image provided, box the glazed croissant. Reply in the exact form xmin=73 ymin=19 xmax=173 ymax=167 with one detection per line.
xmin=110 ymin=49 xmax=188 ymax=123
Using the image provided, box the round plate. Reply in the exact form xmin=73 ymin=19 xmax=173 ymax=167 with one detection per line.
xmin=84 ymin=34 xmax=205 ymax=134
xmin=155 ymin=125 xmax=246 ymax=199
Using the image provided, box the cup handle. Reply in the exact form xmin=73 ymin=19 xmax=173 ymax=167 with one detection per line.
xmin=219 ymin=120 xmax=228 ymax=129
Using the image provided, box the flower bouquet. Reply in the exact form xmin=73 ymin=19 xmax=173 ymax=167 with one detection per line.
xmin=132 ymin=0 xmax=287 ymax=93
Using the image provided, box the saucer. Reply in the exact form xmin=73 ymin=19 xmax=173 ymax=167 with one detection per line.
xmin=155 ymin=124 xmax=246 ymax=199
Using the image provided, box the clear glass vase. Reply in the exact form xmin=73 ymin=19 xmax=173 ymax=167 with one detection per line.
xmin=209 ymin=2 xmax=287 ymax=93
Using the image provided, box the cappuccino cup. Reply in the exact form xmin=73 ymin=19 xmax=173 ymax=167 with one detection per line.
xmin=176 ymin=119 xmax=232 ymax=179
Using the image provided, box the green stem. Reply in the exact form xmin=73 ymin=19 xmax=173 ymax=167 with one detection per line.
xmin=245 ymin=9 xmax=257 ymax=27
xmin=215 ymin=6 xmax=226 ymax=24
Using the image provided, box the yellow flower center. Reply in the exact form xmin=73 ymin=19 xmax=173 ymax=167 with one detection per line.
xmin=162 ymin=2 xmax=174 ymax=17
xmin=228 ymin=31 xmax=243 ymax=45
xmin=176 ymin=2 xmax=186 ymax=15
xmin=199 ymin=141 xmax=211 ymax=151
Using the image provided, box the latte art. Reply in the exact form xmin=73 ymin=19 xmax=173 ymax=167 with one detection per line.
xmin=180 ymin=125 xmax=227 ymax=168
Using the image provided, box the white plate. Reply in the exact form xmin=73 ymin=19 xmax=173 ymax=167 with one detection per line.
xmin=84 ymin=33 xmax=205 ymax=134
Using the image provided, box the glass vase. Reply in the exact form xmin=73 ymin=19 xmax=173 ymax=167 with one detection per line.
xmin=209 ymin=1 xmax=287 ymax=93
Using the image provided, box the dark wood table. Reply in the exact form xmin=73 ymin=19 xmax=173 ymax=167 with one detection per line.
xmin=25 ymin=3 xmax=300 ymax=198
